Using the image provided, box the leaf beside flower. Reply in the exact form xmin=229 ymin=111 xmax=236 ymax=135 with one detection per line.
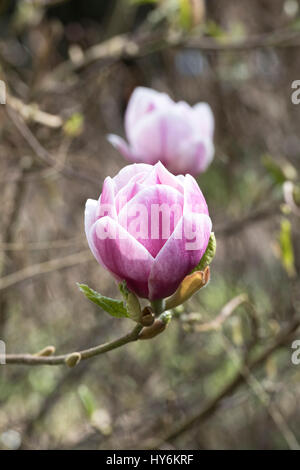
xmin=77 ymin=283 xmax=129 ymax=318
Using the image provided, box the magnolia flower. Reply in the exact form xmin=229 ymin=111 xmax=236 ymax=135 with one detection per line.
xmin=108 ymin=87 xmax=214 ymax=176
xmin=85 ymin=162 xmax=212 ymax=300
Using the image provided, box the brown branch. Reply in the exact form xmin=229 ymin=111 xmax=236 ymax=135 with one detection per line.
xmin=0 ymin=236 xmax=85 ymax=251
xmin=145 ymin=314 xmax=300 ymax=449
xmin=6 ymin=94 xmax=63 ymax=128
xmin=216 ymin=202 xmax=280 ymax=237
xmin=6 ymin=106 xmax=100 ymax=186
xmin=1 ymin=323 xmax=143 ymax=366
xmin=0 ymin=250 xmax=92 ymax=292
xmin=189 ymin=293 xmax=248 ymax=332
xmin=43 ymin=27 xmax=300 ymax=83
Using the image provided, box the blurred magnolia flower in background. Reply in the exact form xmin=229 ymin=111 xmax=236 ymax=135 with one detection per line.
xmin=108 ymin=87 xmax=215 ymax=176
xmin=85 ymin=162 xmax=212 ymax=300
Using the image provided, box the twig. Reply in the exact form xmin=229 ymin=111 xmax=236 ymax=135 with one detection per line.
xmin=6 ymin=94 xmax=63 ymax=128
xmin=283 ymin=181 xmax=300 ymax=217
xmin=43 ymin=27 xmax=300 ymax=83
xmin=0 ymin=236 xmax=85 ymax=251
xmin=216 ymin=202 xmax=280 ymax=237
xmin=190 ymin=293 xmax=248 ymax=332
xmin=0 ymin=250 xmax=92 ymax=292
xmin=146 ymin=314 xmax=300 ymax=448
xmin=221 ymin=334 xmax=300 ymax=450
xmin=6 ymin=106 xmax=100 ymax=186
xmin=1 ymin=323 xmax=143 ymax=366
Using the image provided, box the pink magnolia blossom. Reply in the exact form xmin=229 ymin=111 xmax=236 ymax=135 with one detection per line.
xmin=108 ymin=87 xmax=214 ymax=176
xmin=85 ymin=162 xmax=212 ymax=300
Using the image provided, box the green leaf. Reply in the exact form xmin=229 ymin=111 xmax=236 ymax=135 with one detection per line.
xmin=192 ymin=232 xmax=216 ymax=272
xmin=278 ymin=219 xmax=296 ymax=278
xmin=179 ymin=0 xmax=192 ymax=30
xmin=78 ymin=385 xmax=96 ymax=419
xmin=77 ymin=283 xmax=129 ymax=318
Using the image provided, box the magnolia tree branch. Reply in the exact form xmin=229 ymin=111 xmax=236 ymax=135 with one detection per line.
xmin=145 ymin=314 xmax=300 ymax=449
xmin=1 ymin=323 xmax=143 ymax=367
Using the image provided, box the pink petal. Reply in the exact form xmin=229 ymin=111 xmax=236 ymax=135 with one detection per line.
xmin=183 ymin=174 xmax=209 ymax=216
xmin=125 ymin=87 xmax=172 ymax=142
xmin=193 ymin=103 xmax=215 ymax=138
xmin=92 ymin=216 xmax=154 ymax=298
xmin=148 ymin=213 xmax=212 ymax=300
xmin=113 ymin=163 xmax=153 ymax=194
xmin=99 ymin=176 xmax=117 ymax=220
xmin=130 ymin=109 xmax=193 ymax=168
xmin=85 ymin=199 xmax=98 ymax=239
xmin=118 ymin=184 xmax=184 ymax=258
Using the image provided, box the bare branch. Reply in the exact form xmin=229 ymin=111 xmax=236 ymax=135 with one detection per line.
xmin=0 ymin=250 xmax=92 ymax=292
xmin=1 ymin=323 xmax=143 ymax=366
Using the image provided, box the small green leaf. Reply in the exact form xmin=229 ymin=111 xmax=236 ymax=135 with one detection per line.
xmin=119 ymin=281 xmax=141 ymax=322
xmin=77 ymin=283 xmax=128 ymax=318
xmin=192 ymin=232 xmax=216 ymax=272
xmin=179 ymin=0 xmax=192 ymax=30
xmin=78 ymin=385 xmax=96 ymax=419
xmin=64 ymin=112 xmax=84 ymax=137
xmin=278 ymin=219 xmax=296 ymax=278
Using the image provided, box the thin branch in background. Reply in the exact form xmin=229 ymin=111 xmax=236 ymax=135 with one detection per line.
xmin=43 ymin=26 xmax=300 ymax=85
xmin=0 ymin=249 xmax=92 ymax=292
xmin=188 ymin=293 xmax=248 ymax=332
xmin=145 ymin=313 xmax=300 ymax=450
xmin=220 ymin=334 xmax=300 ymax=450
xmin=283 ymin=181 xmax=300 ymax=217
xmin=0 ymin=168 xmax=26 ymax=335
xmin=6 ymin=94 xmax=63 ymax=128
xmin=6 ymin=106 xmax=100 ymax=186
xmin=216 ymin=202 xmax=280 ymax=237
xmin=0 ymin=236 xmax=85 ymax=251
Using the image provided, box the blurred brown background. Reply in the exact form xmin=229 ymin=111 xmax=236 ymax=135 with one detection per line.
xmin=0 ymin=0 xmax=300 ymax=450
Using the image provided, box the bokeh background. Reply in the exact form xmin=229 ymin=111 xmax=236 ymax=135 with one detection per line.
xmin=0 ymin=0 xmax=300 ymax=450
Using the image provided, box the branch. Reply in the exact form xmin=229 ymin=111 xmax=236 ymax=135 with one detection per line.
xmin=182 ymin=293 xmax=248 ymax=332
xmin=216 ymin=202 xmax=280 ymax=237
xmin=43 ymin=27 xmax=300 ymax=83
xmin=1 ymin=324 xmax=143 ymax=366
xmin=6 ymin=94 xmax=63 ymax=128
xmin=6 ymin=106 xmax=100 ymax=186
xmin=145 ymin=314 xmax=300 ymax=449
xmin=0 ymin=250 xmax=92 ymax=292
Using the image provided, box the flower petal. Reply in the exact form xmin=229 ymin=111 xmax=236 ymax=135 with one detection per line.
xmin=118 ymin=184 xmax=184 ymax=258
xmin=183 ymin=174 xmax=209 ymax=216
xmin=125 ymin=87 xmax=172 ymax=142
xmin=85 ymin=199 xmax=98 ymax=239
xmin=130 ymin=109 xmax=194 ymax=169
xmin=148 ymin=213 xmax=212 ymax=300
xmin=92 ymin=216 xmax=154 ymax=298
xmin=99 ymin=176 xmax=117 ymax=220
xmin=113 ymin=163 xmax=153 ymax=194
xmin=193 ymin=102 xmax=215 ymax=137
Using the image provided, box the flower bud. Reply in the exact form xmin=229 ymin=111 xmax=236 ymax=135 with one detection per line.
xmin=141 ymin=306 xmax=155 ymax=327
xmin=165 ymin=266 xmax=210 ymax=310
xmin=65 ymin=352 xmax=81 ymax=368
xmin=138 ymin=311 xmax=172 ymax=340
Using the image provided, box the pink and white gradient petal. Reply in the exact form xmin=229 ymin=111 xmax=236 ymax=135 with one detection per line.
xmin=92 ymin=216 xmax=154 ymax=298
xmin=148 ymin=212 xmax=212 ymax=300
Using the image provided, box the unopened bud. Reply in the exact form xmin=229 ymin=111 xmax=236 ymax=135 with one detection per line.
xmin=141 ymin=307 xmax=155 ymax=327
xmin=65 ymin=352 xmax=81 ymax=368
xmin=138 ymin=311 xmax=172 ymax=340
xmin=165 ymin=266 xmax=210 ymax=310
xmin=34 ymin=345 xmax=56 ymax=357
